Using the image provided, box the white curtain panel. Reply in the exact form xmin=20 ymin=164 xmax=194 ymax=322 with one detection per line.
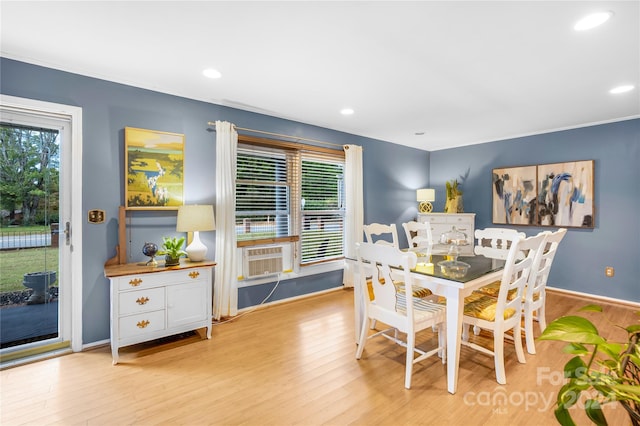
xmin=213 ymin=121 xmax=238 ymax=319
xmin=343 ymin=144 xmax=364 ymax=287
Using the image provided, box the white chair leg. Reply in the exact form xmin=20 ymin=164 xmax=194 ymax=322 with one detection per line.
xmin=356 ymin=318 xmax=370 ymax=359
xmin=462 ymin=323 xmax=470 ymax=341
xmin=438 ymin=323 xmax=446 ymax=363
xmin=538 ymin=305 xmax=547 ymax=332
xmin=524 ymin=307 xmax=536 ymax=355
xmin=493 ymin=329 xmax=506 ymax=385
xmin=514 ymin=322 xmax=527 ymax=364
xmin=404 ymin=334 xmax=415 ymax=389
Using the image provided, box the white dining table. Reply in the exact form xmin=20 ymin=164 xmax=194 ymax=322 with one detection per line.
xmin=349 ymin=249 xmax=505 ymax=394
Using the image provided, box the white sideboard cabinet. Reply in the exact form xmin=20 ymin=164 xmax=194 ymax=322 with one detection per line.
xmin=104 ymin=260 xmax=215 ymax=364
xmin=418 ymin=213 xmax=476 ymax=254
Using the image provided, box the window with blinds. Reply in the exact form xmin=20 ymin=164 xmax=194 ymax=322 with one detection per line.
xmin=236 ymin=139 xmax=344 ymax=267
xmin=236 ymin=146 xmax=294 ymax=241
xmin=300 ymin=152 xmax=344 ymax=264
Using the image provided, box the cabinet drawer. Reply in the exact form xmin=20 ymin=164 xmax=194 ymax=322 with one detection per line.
xmin=431 ymin=216 xmax=470 ymax=226
xmin=119 ymin=287 xmax=165 ymax=316
xmin=119 ymin=310 xmax=165 ymax=339
xmin=117 ymin=268 xmax=208 ymax=291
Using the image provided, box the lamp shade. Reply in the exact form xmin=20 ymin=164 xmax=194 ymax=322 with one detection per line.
xmin=176 ymin=205 xmax=215 ymax=232
xmin=416 ymin=188 xmax=435 ymax=202
xmin=176 ymin=205 xmax=215 ymax=262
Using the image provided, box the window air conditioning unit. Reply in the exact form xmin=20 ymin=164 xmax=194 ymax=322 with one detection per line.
xmin=243 ymin=245 xmax=284 ymax=279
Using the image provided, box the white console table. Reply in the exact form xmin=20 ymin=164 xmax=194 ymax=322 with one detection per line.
xmin=104 ymin=260 xmax=215 ymax=364
xmin=418 ymin=212 xmax=475 ymax=255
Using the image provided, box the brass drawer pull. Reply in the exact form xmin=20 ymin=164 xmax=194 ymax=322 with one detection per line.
xmin=137 ymin=320 xmax=150 ymax=329
xmin=189 ymin=271 xmax=200 ymax=279
xmin=136 ymin=297 xmax=149 ymax=305
xmin=129 ymin=278 xmax=143 ymax=287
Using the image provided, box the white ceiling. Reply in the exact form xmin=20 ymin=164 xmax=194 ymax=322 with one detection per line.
xmin=1 ymin=1 xmax=638 ymax=151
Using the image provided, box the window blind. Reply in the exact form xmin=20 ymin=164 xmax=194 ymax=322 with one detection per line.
xmin=236 ymin=138 xmax=344 ymax=266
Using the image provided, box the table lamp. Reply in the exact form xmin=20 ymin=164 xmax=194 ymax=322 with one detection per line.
xmin=416 ymin=188 xmax=435 ymax=213
xmin=176 ymin=204 xmax=215 ymax=262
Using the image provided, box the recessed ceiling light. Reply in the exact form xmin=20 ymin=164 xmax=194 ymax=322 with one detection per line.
xmin=574 ymin=11 xmax=613 ymax=31
xmin=414 ymin=132 xmax=425 ymax=136
xmin=609 ymin=85 xmax=635 ymax=94
xmin=202 ymin=68 xmax=222 ymax=79
xmin=340 ymin=108 xmax=354 ymax=115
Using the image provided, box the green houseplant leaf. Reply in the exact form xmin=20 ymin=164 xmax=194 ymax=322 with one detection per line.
xmin=538 ymin=305 xmax=640 ymax=425
xmin=539 ymin=315 xmax=606 ymax=345
xmin=158 ymin=236 xmax=187 ymax=259
xmin=584 ymin=400 xmax=607 ymax=426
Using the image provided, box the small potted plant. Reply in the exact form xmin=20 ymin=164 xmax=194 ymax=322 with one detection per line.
xmin=158 ymin=236 xmax=187 ymax=266
xmin=538 ymin=304 xmax=640 ymax=426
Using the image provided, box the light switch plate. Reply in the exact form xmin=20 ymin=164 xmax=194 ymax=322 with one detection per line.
xmin=88 ymin=209 xmax=105 ymax=224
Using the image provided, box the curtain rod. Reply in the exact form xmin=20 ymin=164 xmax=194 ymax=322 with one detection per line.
xmin=206 ymin=121 xmax=345 ymax=149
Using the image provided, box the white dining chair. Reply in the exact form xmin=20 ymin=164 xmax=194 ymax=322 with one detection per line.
xmin=474 ymin=227 xmax=526 ymax=260
xmin=522 ymin=228 xmax=567 ymax=354
xmin=402 ymin=220 xmax=434 ymax=250
xmin=460 ymin=232 xmax=545 ymax=385
xmin=362 ymin=222 xmax=432 ymax=329
xmin=355 ymin=242 xmax=446 ymax=389
xmin=363 ymin=222 xmax=400 ymax=248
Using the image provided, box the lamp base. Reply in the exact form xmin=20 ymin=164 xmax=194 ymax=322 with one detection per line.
xmin=185 ymin=231 xmax=208 ymax=262
xmin=419 ymin=201 xmax=433 ymax=213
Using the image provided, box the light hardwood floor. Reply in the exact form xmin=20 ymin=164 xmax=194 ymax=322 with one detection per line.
xmin=1 ymin=288 xmax=636 ymax=425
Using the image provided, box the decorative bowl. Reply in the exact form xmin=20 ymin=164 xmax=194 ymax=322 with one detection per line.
xmin=437 ymin=260 xmax=470 ymax=279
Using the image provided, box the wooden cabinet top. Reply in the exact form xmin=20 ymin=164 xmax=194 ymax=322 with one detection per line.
xmin=418 ymin=212 xmax=476 ymax=217
xmin=104 ymin=259 xmax=216 ymax=278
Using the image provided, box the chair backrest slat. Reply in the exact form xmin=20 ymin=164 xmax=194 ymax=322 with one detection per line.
xmin=474 ymin=227 xmax=526 ymax=260
xmin=496 ymin=232 xmax=546 ymax=319
xmin=402 ymin=220 xmax=433 ymax=250
xmin=356 ymin=242 xmax=417 ymax=318
xmin=363 ymin=223 xmax=400 ymax=248
xmin=526 ymin=228 xmax=567 ymax=300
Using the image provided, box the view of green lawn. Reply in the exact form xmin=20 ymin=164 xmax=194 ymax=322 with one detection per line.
xmin=0 ymin=247 xmax=59 ymax=293
xmin=0 ymin=225 xmax=50 ymax=235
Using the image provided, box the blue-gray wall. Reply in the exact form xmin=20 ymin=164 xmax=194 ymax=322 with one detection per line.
xmin=430 ymin=120 xmax=640 ymax=302
xmin=2 ymin=58 xmax=638 ymax=345
xmin=0 ymin=58 xmax=429 ymax=344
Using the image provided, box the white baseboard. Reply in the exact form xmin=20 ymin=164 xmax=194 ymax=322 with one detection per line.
xmin=237 ymin=286 xmax=344 ymax=314
xmin=547 ymin=286 xmax=640 ymax=308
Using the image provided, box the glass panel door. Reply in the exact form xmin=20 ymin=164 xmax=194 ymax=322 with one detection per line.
xmin=0 ymin=112 xmax=69 ymax=357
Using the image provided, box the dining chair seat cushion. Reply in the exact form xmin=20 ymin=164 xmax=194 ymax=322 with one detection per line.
xmin=474 ymin=281 xmax=517 ymax=300
xmin=366 ymin=278 xmax=432 ymax=301
xmin=395 ymin=294 xmax=446 ymax=318
xmin=463 ymin=294 xmax=517 ymax=322
xmin=474 ymin=281 xmax=540 ymax=302
xmin=437 ymin=293 xmax=516 ymax=321
xmin=395 ymin=281 xmax=433 ymax=298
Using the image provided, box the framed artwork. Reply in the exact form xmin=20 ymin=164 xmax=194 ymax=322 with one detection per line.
xmin=536 ymin=160 xmax=594 ymax=228
xmin=125 ymin=127 xmax=184 ymax=210
xmin=492 ymin=160 xmax=594 ymax=228
xmin=492 ymin=165 xmax=537 ymax=225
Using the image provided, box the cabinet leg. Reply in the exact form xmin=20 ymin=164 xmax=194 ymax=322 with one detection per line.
xmin=195 ymin=327 xmax=211 ymax=339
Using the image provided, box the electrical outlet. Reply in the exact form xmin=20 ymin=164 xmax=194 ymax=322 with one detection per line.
xmin=605 ymin=266 xmax=614 ymax=278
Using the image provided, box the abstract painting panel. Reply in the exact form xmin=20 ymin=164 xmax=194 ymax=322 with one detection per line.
xmin=536 ymin=160 xmax=594 ymax=228
xmin=492 ymin=165 xmax=537 ymax=225
xmin=125 ymin=127 xmax=184 ymax=210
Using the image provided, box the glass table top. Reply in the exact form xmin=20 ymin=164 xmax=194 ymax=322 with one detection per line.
xmin=410 ymin=249 xmax=505 ymax=283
